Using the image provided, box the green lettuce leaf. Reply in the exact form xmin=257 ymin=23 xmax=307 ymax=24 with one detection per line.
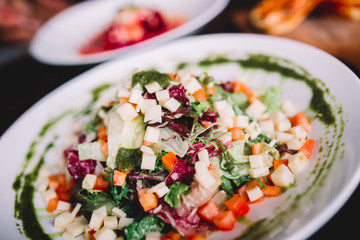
xmin=164 ymin=182 xmax=190 ymax=208
xmin=124 ymin=215 xmax=165 ymax=240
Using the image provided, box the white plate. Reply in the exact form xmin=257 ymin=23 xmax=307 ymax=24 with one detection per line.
xmin=2 ymin=34 xmax=360 ymax=239
xmin=29 ymin=0 xmax=229 ymax=65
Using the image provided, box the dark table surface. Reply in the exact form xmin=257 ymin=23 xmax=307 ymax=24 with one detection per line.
xmin=1 ymin=0 xmax=359 ymax=239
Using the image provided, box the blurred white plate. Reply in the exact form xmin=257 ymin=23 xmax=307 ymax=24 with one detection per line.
xmin=2 ymin=34 xmax=360 ymax=239
xmin=29 ymin=0 xmax=229 ymax=65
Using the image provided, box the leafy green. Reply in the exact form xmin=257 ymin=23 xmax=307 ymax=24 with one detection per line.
xmin=103 ymin=168 xmax=132 ymax=206
xmin=131 ymin=70 xmax=171 ymax=90
xmin=115 ymin=147 xmax=142 ymax=171
xmin=164 ymin=182 xmax=190 ymax=208
xmin=259 ymin=143 xmax=280 ymax=168
xmin=157 ymin=127 xmax=189 ymax=158
xmin=76 ymin=189 xmax=115 ymax=218
xmin=191 ymin=101 xmax=211 ymax=114
xmin=220 ymin=175 xmax=235 ymax=196
xmin=248 ymin=133 xmax=273 ymax=145
xmin=124 ymin=215 xmax=165 ymax=240
xmin=229 ymin=92 xmax=249 ymax=110
xmin=261 ymin=86 xmax=282 ymax=114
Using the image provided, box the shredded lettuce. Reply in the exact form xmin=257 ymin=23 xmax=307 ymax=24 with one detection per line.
xmin=164 ymin=182 xmax=190 ymax=208
xmin=78 ymin=141 xmax=106 ymax=162
xmin=261 ymin=86 xmax=282 ymax=114
xmin=124 ymin=215 xmax=165 ymax=240
xmin=76 ymin=189 xmax=115 ymax=219
xmin=157 ymin=127 xmax=189 ymax=158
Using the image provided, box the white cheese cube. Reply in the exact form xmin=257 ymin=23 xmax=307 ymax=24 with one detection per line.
xmin=135 ymin=96 xmax=144 ymax=112
xmin=290 ymin=126 xmax=307 ymax=139
xmin=276 ymin=132 xmax=294 ymax=143
xmin=117 ymin=88 xmax=130 ymax=98
xmin=75 ymin=215 xmax=89 ymax=225
xmin=245 ymin=100 xmax=266 ymax=119
xmin=89 ymin=212 xmax=105 ymax=231
xmin=145 ymin=82 xmax=162 ymax=93
xmin=54 ymin=212 xmax=75 ymax=230
xmin=214 ymin=100 xmax=228 ymax=112
xmin=141 ymin=153 xmax=156 ymax=170
xmin=194 ymin=161 xmax=216 ymax=189
xmin=245 ymin=121 xmax=262 ymax=140
xmin=117 ymin=103 xmax=138 ymax=122
xmin=56 ymin=201 xmax=71 ymax=212
xmin=270 ymin=111 xmax=287 ymax=123
xmin=275 ymin=118 xmax=292 ymax=132
xmin=217 ymin=117 xmax=234 ymax=128
xmin=93 ymin=227 xmax=116 ymax=240
xmin=249 ymin=155 xmax=264 ymax=169
xmin=118 ymin=217 xmax=134 ymax=229
xmin=259 ymin=120 xmax=274 ymax=137
xmin=104 ymin=216 xmax=118 ymax=230
xmin=271 ymin=164 xmax=295 ymax=188
xmin=94 ymin=206 xmax=107 ymax=217
xmin=144 ymin=126 xmax=160 ymax=143
xmin=144 ymin=105 xmax=162 ymax=123
xmin=219 ymin=105 xmax=236 ymax=118
xmin=287 ymin=138 xmax=304 ymax=150
xmin=233 ymin=115 xmax=249 ymax=128
xmin=198 ymin=149 xmax=210 ymax=166
xmin=246 ymin=186 xmax=264 ymax=202
xmin=111 ymin=207 xmax=126 ymax=218
xmin=164 ymin=98 xmax=181 ymax=112
xmin=280 ymin=152 xmax=293 ymax=160
xmin=39 ymin=167 xmax=51 ymax=179
xmin=140 ymin=145 xmax=154 ymax=155
xmin=82 ymin=174 xmax=97 ymax=191
xmin=184 ymin=77 xmax=202 ymax=94
xmin=132 ymin=83 xmax=142 ymax=91
xmin=288 ymin=152 xmax=309 ymax=174
xmin=42 ymin=188 xmax=57 ymax=204
xmin=139 ymin=99 xmax=157 ymax=114
xmin=149 ymin=182 xmax=169 ymax=198
xmin=282 ymin=99 xmax=295 ymax=116
xmin=71 ymin=203 xmax=82 ymax=216
xmin=249 ymin=167 xmax=269 ymax=178
xmin=64 ymin=221 xmax=85 ymax=238
xmin=155 ymin=90 xmax=170 ymax=105
xmin=145 ymin=232 xmax=162 ymax=240
xmin=128 ymin=88 xmax=143 ymax=104
xmin=177 ymin=71 xmax=192 ymax=85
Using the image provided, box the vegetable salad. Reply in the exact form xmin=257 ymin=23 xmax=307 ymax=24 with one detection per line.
xmin=38 ymin=70 xmax=315 ymax=240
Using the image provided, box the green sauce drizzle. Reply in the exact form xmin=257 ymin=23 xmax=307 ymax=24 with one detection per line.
xmin=132 ymin=70 xmax=171 ymax=90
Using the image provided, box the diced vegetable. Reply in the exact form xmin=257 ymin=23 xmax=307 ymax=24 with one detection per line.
xmin=185 ymin=234 xmax=207 ymax=240
xmin=298 ymin=139 xmax=315 ymax=159
xmin=213 ymin=210 xmax=236 ymax=231
xmin=273 ymin=159 xmax=289 ymax=170
xmin=138 ymin=189 xmax=158 ymax=212
xmin=47 ymin=197 xmax=59 ymax=213
xmin=230 ymin=127 xmax=245 ymax=141
xmin=291 ymin=112 xmax=310 ymax=131
xmin=224 ymin=196 xmax=250 ymax=217
xmin=162 ymin=151 xmax=178 ymax=171
xmin=197 ymin=200 xmax=221 ymax=223
xmin=252 ymin=142 xmax=262 ymax=155
xmin=262 ymin=185 xmax=282 ymax=197
xmin=193 ymin=88 xmax=208 ymax=101
xmin=112 ymin=170 xmax=127 ymax=187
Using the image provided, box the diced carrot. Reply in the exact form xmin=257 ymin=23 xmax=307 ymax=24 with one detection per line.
xmin=138 ymin=188 xmax=158 ymax=212
xmin=130 ymin=103 xmax=137 ymax=110
xmin=119 ymin=97 xmax=129 ymax=106
xmin=113 ymin=170 xmax=127 ymax=187
xmin=298 ymin=139 xmax=315 ymax=159
xmin=47 ymin=197 xmax=59 ymax=213
xmin=97 ymin=126 xmax=107 ymax=141
xmin=100 ymin=141 xmax=109 ymax=156
xmin=207 ymin=164 xmax=216 ymax=170
xmin=57 ymin=190 xmax=71 ymax=202
xmin=162 ymin=151 xmax=178 ymax=171
xmin=262 ymin=185 xmax=282 ymax=197
xmin=165 ymin=73 xmax=177 ymax=80
xmin=201 ymin=121 xmax=212 ymax=128
xmin=243 ymin=85 xmax=260 ymax=103
xmin=246 ymin=178 xmax=266 ymax=190
xmin=274 ymin=159 xmax=288 ymax=170
xmin=266 ymin=171 xmax=274 ymax=186
xmin=207 ymin=87 xmax=217 ymax=95
xmin=224 ymin=196 xmax=250 ymax=218
xmin=236 ymin=185 xmax=249 ymax=202
xmin=213 ymin=210 xmax=236 ymax=231
xmin=185 ymin=234 xmax=207 ymax=240
xmin=252 ymin=142 xmax=262 ymax=155
xmin=291 ymin=112 xmax=310 ymax=131
xmin=233 ymin=81 xmax=244 ymax=93
xmin=48 ymin=174 xmax=66 ymax=191
xmin=162 ymin=231 xmax=181 ymax=240
xmin=142 ymin=141 xmax=152 ymax=146
xmin=229 ymin=127 xmax=245 ymax=141
xmin=197 ymin=200 xmax=221 ymax=223
xmin=93 ymin=175 xmax=110 ymax=191
xmin=193 ymin=88 xmax=208 ymax=101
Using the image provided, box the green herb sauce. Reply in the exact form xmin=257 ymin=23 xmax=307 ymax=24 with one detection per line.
xmin=132 ymin=70 xmax=171 ymax=90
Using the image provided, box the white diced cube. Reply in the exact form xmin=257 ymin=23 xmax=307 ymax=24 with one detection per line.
xmin=140 ymin=146 xmax=154 ymax=155
xmin=118 ymin=217 xmax=134 ymax=229
xmin=282 ymin=99 xmax=295 ymax=116
xmin=89 ymin=213 xmax=105 ymax=231
xmin=276 ymin=132 xmax=294 ymax=143
xmin=246 ymin=186 xmax=264 ymax=202
xmin=144 ymin=105 xmax=162 ymax=123
xmin=214 ymin=100 xmax=228 ymax=112
xmin=217 ymin=117 xmax=234 ymax=128
xmin=54 ymin=212 xmax=75 ymax=230
xmin=144 ymin=126 xmax=160 ymax=143
xmin=248 ymin=167 xmax=269 ymax=178
xmin=39 ymin=167 xmax=51 ymax=179
xmin=233 ymin=115 xmax=249 ymax=128
xmin=117 ymin=88 xmax=131 ymax=98
xmin=287 ymin=139 xmax=304 ymax=150
xmin=280 ymin=152 xmax=293 ymax=160
xmin=271 ymin=164 xmax=295 ymax=188
xmin=155 ymin=90 xmax=170 ymax=105
xmin=65 ymin=221 xmax=85 ymax=238
xmin=245 ymin=100 xmax=267 ymax=119
xmin=75 ymin=216 xmax=89 ymax=225
xmin=42 ymin=188 xmax=57 ymax=204
xmin=218 ymin=105 xmax=235 ymax=118
xmin=71 ymin=203 xmax=82 ymax=216
xmin=194 ymin=161 xmax=216 ymax=189
xmin=145 ymin=82 xmax=162 ymax=93
xmin=288 ymin=152 xmax=309 ymax=174
xmin=104 ymin=216 xmax=118 ymax=230
xmin=275 ymin=118 xmax=292 ymax=132
xmin=56 ymin=201 xmax=71 ymax=212
xmin=245 ymin=121 xmax=262 ymax=140
xmin=177 ymin=71 xmax=192 ymax=85
xmin=259 ymin=120 xmax=274 ymax=137
xmin=93 ymin=227 xmax=116 ymax=240
xmin=111 ymin=207 xmax=127 ymax=218
xmin=135 ymin=96 xmax=144 ymax=112
xmin=82 ymin=174 xmax=97 ymax=191
xmin=141 ymin=153 xmax=156 ymax=170
xmin=249 ymin=155 xmax=264 ymax=169
xmin=149 ymin=182 xmax=169 ymax=198
xmin=184 ymin=77 xmax=202 ymax=94
xmin=164 ymin=98 xmax=181 ymax=112
xmin=132 ymin=83 xmax=143 ymax=91
xmin=117 ymin=103 xmax=138 ymax=122
xmin=290 ymin=126 xmax=307 ymax=139
xmin=270 ymin=111 xmax=287 ymax=123
xmin=145 ymin=232 xmax=162 ymax=240
xmin=198 ymin=149 xmax=210 ymax=166
xmin=140 ymin=99 xmax=157 ymax=114
xmin=94 ymin=206 xmax=107 ymax=216
xmin=128 ymin=88 xmax=143 ymax=104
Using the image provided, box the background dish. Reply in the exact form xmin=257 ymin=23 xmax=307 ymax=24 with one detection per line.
xmin=29 ymin=0 xmax=229 ymax=65
xmin=2 ymin=34 xmax=360 ymax=239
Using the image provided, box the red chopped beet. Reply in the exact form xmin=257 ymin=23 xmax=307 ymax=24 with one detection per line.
xmin=64 ymin=148 xmax=96 ymax=180
xmin=165 ymin=158 xmax=195 ymax=185
xmin=220 ymin=81 xmax=233 ymax=92
xmin=168 ymin=84 xmax=189 ymax=106
xmin=200 ymin=110 xmax=217 ymax=123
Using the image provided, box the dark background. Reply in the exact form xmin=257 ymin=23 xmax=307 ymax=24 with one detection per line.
xmin=1 ymin=0 xmax=358 ymax=239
